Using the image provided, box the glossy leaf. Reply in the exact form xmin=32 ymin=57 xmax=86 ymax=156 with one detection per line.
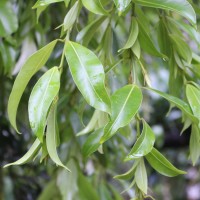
xmin=65 ymin=41 xmax=111 ymax=113
xmin=4 ymin=139 xmax=41 ymax=167
xmin=82 ymin=128 xmax=104 ymax=157
xmin=125 ymin=120 xmax=155 ymax=161
xmin=32 ymin=0 xmax=63 ymax=8
xmin=63 ymin=1 xmax=80 ymax=31
xmin=46 ymin=105 xmax=70 ymax=171
xmin=190 ymin=124 xmax=200 ymax=165
xmin=119 ymin=17 xmax=138 ymax=52
xmin=135 ymin=158 xmax=148 ymax=194
xmin=100 ymin=85 xmax=143 ymax=143
xmin=145 ymin=87 xmax=198 ymax=124
xmin=8 ymin=40 xmax=57 ymax=133
xmin=28 ymin=67 xmax=60 ymax=142
xmin=186 ymin=84 xmax=200 ymax=120
xmin=113 ymin=0 xmax=131 ymax=14
xmin=81 ymin=0 xmax=108 ymax=15
xmin=133 ymin=0 xmax=196 ymax=26
xmin=145 ymin=148 xmax=186 ymax=177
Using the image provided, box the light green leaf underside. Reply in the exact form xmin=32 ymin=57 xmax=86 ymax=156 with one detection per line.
xmin=4 ymin=139 xmax=41 ymax=167
xmin=46 ymin=105 xmax=70 ymax=171
xmin=133 ymin=0 xmax=196 ymax=26
xmin=65 ymin=41 xmax=111 ymax=114
xmin=100 ymin=85 xmax=143 ymax=143
xmin=125 ymin=120 xmax=155 ymax=161
xmin=145 ymin=148 xmax=186 ymax=177
xmin=28 ymin=67 xmax=60 ymax=142
xmin=81 ymin=0 xmax=108 ymax=15
xmin=7 ymin=40 xmax=57 ymax=133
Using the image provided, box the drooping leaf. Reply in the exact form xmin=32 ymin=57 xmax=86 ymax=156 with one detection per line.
xmin=46 ymin=104 xmax=70 ymax=171
xmin=113 ymin=0 xmax=131 ymax=14
xmin=118 ymin=17 xmax=138 ymax=52
xmin=76 ymin=16 xmax=107 ymax=46
xmin=7 ymin=40 xmax=57 ymax=133
xmin=135 ymin=158 xmax=148 ymax=194
xmin=81 ymin=0 xmax=108 ymax=15
xmin=82 ymin=128 xmax=104 ymax=157
xmin=189 ymin=124 xmax=200 ymax=165
xmin=100 ymin=85 xmax=143 ymax=143
xmin=63 ymin=1 xmax=80 ymax=31
xmin=4 ymin=139 xmax=41 ymax=168
xmin=133 ymin=0 xmax=196 ymax=26
xmin=131 ymin=39 xmax=141 ymax=59
xmin=145 ymin=87 xmax=198 ymax=124
xmin=186 ymin=84 xmax=200 ymax=121
xmin=28 ymin=67 xmax=60 ymax=142
xmin=65 ymin=41 xmax=111 ymax=113
xmin=145 ymin=148 xmax=186 ymax=177
xmin=125 ymin=120 xmax=155 ymax=161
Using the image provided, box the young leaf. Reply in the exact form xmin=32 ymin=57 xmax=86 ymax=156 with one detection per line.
xmin=186 ymin=84 xmax=200 ymax=120
xmin=82 ymin=128 xmax=104 ymax=157
xmin=7 ymin=40 xmax=57 ymax=133
xmin=125 ymin=120 xmax=155 ymax=161
xmin=189 ymin=124 xmax=200 ymax=165
xmin=4 ymin=139 xmax=41 ymax=167
xmin=131 ymin=39 xmax=141 ymax=59
xmin=133 ymin=0 xmax=196 ymax=26
xmin=46 ymin=105 xmax=70 ymax=171
xmin=144 ymin=87 xmax=198 ymax=124
xmin=145 ymin=148 xmax=186 ymax=177
xmin=28 ymin=67 xmax=60 ymax=142
xmin=135 ymin=158 xmax=148 ymax=194
xmin=63 ymin=1 xmax=80 ymax=31
xmin=81 ymin=0 xmax=108 ymax=15
xmin=118 ymin=17 xmax=139 ymax=52
xmin=100 ymin=85 xmax=143 ymax=143
xmin=65 ymin=41 xmax=111 ymax=114
xmin=113 ymin=0 xmax=131 ymax=14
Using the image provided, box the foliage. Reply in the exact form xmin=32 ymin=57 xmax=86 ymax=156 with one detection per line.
xmin=1 ymin=0 xmax=200 ymax=199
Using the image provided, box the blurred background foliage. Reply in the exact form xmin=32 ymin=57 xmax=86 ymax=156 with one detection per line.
xmin=1 ymin=0 xmax=200 ymax=200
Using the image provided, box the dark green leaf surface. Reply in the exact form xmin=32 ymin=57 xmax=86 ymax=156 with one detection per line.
xmin=100 ymin=85 xmax=142 ymax=143
xmin=4 ymin=139 xmax=41 ymax=167
xmin=46 ymin=105 xmax=70 ymax=171
xmin=82 ymin=128 xmax=104 ymax=157
xmin=7 ymin=40 xmax=57 ymax=133
xmin=65 ymin=41 xmax=111 ymax=113
xmin=28 ymin=67 xmax=60 ymax=142
xmin=125 ymin=120 xmax=155 ymax=161
xmin=145 ymin=148 xmax=186 ymax=177
xmin=133 ymin=0 xmax=196 ymax=26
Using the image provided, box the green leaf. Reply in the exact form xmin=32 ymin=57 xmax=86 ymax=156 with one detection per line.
xmin=131 ymin=39 xmax=141 ymax=59
xmin=32 ymin=0 xmax=64 ymax=8
xmin=113 ymin=0 xmax=131 ymax=14
xmin=144 ymin=87 xmax=198 ymax=124
xmin=125 ymin=120 xmax=155 ymax=161
xmin=169 ymin=34 xmax=192 ymax=64
xmin=76 ymin=16 xmax=107 ymax=46
xmin=28 ymin=67 xmax=60 ymax=142
xmin=190 ymin=124 xmax=200 ymax=165
xmin=4 ymin=139 xmax=41 ymax=168
xmin=100 ymin=85 xmax=143 ymax=143
xmin=0 ymin=0 xmax=18 ymax=36
xmin=133 ymin=0 xmax=196 ymax=26
xmin=114 ymin=160 xmax=139 ymax=180
xmin=81 ymin=0 xmax=108 ymax=15
xmin=137 ymin=19 xmax=167 ymax=59
xmin=65 ymin=41 xmax=111 ymax=113
xmin=46 ymin=104 xmax=70 ymax=171
xmin=118 ymin=17 xmax=139 ymax=52
xmin=63 ymin=1 xmax=80 ymax=31
xmin=145 ymin=148 xmax=186 ymax=177
xmin=135 ymin=158 xmax=148 ymax=194
xmin=7 ymin=40 xmax=57 ymax=133
xmin=82 ymin=128 xmax=104 ymax=157
xmin=186 ymin=84 xmax=200 ymax=121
